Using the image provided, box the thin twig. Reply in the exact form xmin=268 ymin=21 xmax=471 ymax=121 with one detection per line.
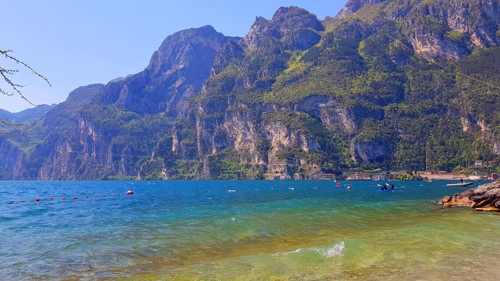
xmin=0 ymin=49 xmax=52 ymax=107
xmin=1 ymin=50 xmax=52 ymax=86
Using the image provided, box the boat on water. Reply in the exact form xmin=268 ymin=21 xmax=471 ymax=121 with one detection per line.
xmin=445 ymin=182 xmax=473 ymax=187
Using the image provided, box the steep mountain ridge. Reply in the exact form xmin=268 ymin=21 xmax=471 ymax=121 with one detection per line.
xmin=93 ymin=25 xmax=230 ymax=117
xmin=0 ymin=1 xmax=498 ymax=180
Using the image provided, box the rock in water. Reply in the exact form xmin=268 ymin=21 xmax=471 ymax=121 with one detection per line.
xmin=442 ymin=181 xmax=500 ymax=212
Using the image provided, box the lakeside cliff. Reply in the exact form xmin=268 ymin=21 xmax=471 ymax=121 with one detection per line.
xmin=1 ymin=0 xmax=499 ymax=180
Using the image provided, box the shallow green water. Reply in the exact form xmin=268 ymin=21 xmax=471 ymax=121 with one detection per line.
xmin=1 ymin=180 xmax=499 ymax=280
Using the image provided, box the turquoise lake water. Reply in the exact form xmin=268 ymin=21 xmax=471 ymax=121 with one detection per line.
xmin=1 ymin=180 xmax=499 ymax=280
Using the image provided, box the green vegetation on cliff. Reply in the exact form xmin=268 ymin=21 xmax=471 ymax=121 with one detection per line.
xmin=1 ymin=1 xmax=498 ymax=180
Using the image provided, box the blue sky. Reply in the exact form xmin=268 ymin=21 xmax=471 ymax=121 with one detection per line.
xmin=1 ymin=0 xmax=347 ymax=112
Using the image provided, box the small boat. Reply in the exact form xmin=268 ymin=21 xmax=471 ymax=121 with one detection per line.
xmin=445 ymin=182 xmax=473 ymax=187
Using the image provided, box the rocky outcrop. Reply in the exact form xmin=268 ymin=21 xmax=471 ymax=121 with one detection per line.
xmin=243 ymin=7 xmax=324 ymax=51
xmin=403 ymin=0 xmax=499 ymax=60
xmin=339 ymin=0 xmax=500 ymax=60
xmin=442 ymin=181 xmax=500 ymax=212
xmin=337 ymin=0 xmax=386 ymax=19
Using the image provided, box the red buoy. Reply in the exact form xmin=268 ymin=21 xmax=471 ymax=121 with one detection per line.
xmin=62 ymin=197 xmax=65 ymax=201
xmin=50 ymin=197 xmax=53 ymax=201
xmin=95 ymin=194 xmax=98 ymax=198
xmin=103 ymin=194 xmax=106 ymax=197
xmin=126 ymin=190 xmax=134 ymax=195
xmin=85 ymin=195 xmax=89 ymax=199
xmin=36 ymin=198 xmax=40 ymax=202
xmin=20 ymin=200 xmax=23 ymax=203
xmin=154 ymin=192 xmax=157 ymax=195
xmin=74 ymin=196 xmax=77 ymax=200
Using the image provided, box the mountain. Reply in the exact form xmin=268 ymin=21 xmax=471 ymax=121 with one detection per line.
xmin=0 ymin=104 xmax=56 ymax=124
xmin=0 ymin=1 xmax=499 ymax=180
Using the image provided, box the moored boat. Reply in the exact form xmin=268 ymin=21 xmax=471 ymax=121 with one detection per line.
xmin=445 ymin=182 xmax=473 ymax=187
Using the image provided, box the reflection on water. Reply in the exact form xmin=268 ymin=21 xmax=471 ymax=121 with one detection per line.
xmin=0 ymin=180 xmax=499 ymax=280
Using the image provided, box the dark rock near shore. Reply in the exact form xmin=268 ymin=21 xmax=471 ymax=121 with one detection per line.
xmin=442 ymin=181 xmax=500 ymax=212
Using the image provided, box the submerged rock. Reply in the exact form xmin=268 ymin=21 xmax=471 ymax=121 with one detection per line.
xmin=442 ymin=181 xmax=500 ymax=212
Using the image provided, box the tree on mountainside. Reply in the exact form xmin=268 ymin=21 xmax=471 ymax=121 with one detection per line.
xmin=0 ymin=49 xmax=51 ymax=108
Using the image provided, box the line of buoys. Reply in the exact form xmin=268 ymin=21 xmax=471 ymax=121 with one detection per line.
xmin=7 ymin=189 xmax=155 ymax=206
xmin=8 ymin=184 xmax=368 ymax=206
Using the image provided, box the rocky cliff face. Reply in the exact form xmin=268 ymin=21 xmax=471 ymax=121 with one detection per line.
xmin=405 ymin=0 xmax=500 ymax=60
xmin=339 ymin=0 xmax=500 ymax=60
xmin=0 ymin=137 xmax=26 ymax=179
xmin=0 ymin=2 xmax=498 ymax=180
xmin=93 ymin=25 xmax=229 ymax=117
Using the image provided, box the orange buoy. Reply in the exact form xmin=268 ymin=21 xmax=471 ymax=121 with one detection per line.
xmin=36 ymin=198 xmax=40 ymax=202
xmin=126 ymin=190 xmax=133 ymax=195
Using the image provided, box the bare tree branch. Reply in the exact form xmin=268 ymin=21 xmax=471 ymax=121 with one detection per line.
xmin=0 ymin=49 xmax=52 ymax=106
